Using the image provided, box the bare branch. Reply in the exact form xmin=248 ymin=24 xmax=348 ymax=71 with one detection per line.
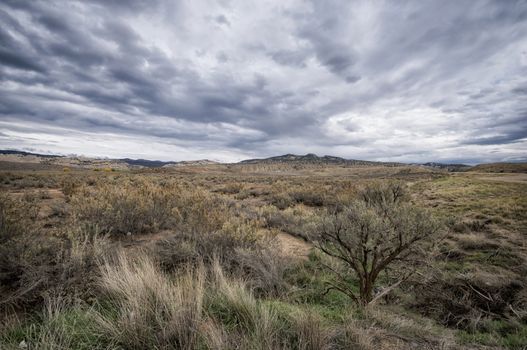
xmin=312 ymin=183 xmax=441 ymax=305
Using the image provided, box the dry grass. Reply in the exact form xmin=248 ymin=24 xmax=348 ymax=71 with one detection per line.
xmin=1 ymin=165 xmax=525 ymax=349
xmin=207 ymin=259 xmax=283 ymax=349
xmin=96 ymin=251 xmax=205 ymax=349
xmin=290 ymin=310 xmax=333 ymax=350
xmin=92 ymin=250 xmax=331 ymax=349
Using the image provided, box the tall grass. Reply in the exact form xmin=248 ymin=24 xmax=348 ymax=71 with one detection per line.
xmin=290 ymin=310 xmax=333 ymax=350
xmin=95 ymin=251 xmax=205 ymax=349
xmin=94 ymin=250 xmax=286 ymax=349
xmin=206 ymin=259 xmax=282 ymax=349
xmin=91 ymin=251 xmax=339 ymax=349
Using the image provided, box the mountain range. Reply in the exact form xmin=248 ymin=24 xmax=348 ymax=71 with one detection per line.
xmin=2 ymin=149 xmax=525 ymax=172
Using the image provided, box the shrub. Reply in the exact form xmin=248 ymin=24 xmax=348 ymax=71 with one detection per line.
xmin=216 ymin=182 xmax=244 ymax=195
xmin=60 ymin=177 xmax=78 ymax=199
xmin=290 ymin=190 xmax=326 ymax=207
xmin=71 ymin=178 xmax=228 ymax=235
xmin=259 ymin=205 xmax=315 ymax=241
xmin=1 ymin=193 xmax=111 ymax=311
xmin=235 ymin=238 xmax=292 ymax=298
xmin=310 ymin=182 xmax=442 ymax=305
xmin=0 ymin=193 xmax=44 ymax=309
xmin=154 ymin=217 xmax=293 ymax=298
xmin=154 ymin=217 xmax=259 ymax=269
xmin=270 ymin=192 xmax=295 ymax=210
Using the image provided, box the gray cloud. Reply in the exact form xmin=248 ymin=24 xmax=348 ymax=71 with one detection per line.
xmin=0 ymin=0 xmax=526 ymax=163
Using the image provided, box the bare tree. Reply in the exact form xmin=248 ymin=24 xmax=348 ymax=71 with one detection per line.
xmin=311 ymin=183 xmax=442 ymax=306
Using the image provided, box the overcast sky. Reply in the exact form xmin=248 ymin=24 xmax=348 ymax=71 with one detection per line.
xmin=1 ymin=0 xmax=526 ymax=163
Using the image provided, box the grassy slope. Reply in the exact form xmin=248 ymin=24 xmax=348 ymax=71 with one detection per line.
xmin=413 ymin=174 xmax=527 ymax=348
xmin=467 ymin=163 xmax=527 ymax=173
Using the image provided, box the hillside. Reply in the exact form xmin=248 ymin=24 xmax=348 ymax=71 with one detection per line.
xmin=0 ymin=150 xmax=62 ymax=158
xmin=467 ymin=162 xmax=527 ymax=173
xmin=0 ymin=150 xmax=218 ymax=170
xmin=0 ymin=151 xmax=132 ymax=170
xmin=420 ymin=162 xmax=471 ymax=172
xmin=3 ymin=150 xmax=524 ymax=173
xmin=119 ymin=158 xmax=177 ymax=167
xmin=162 ymin=159 xmax=219 ymax=167
xmin=240 ymin=153 xmax=402 ymax=166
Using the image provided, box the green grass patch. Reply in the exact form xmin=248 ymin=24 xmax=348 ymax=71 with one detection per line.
xmin=0 ymin=307 xmax=105 ymax=350
xmin=457 ymin=320 xmax=527 ymax=349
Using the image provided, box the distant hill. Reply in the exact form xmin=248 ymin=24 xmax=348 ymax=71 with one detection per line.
xmin=466 ymin=163 xmax=527 ymax=173
xmin=120 ymin=158 xmax=177 ymax=167
xmin=110 ymin=158 xmax=218 ymax=168
xmin=2 ymin=149 xmax=524 ymax=172
xmin=0 ymin=149 xmax=219 ymax=169
xmin=239 ymin=153 xmax=401 ymax=166
xmin=0 ymin=150 xmax=132 ymax=170
xmin=420 ymin=162 xmax=471 ymax=172
xmin=162 ymin=160 xmax=219 ymax=167
xmin=0 ymin=149 xmax=61 ymax=158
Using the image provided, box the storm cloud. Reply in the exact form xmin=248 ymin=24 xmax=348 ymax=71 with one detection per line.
xmin=0 ymin=0 xmax=526 ymax=163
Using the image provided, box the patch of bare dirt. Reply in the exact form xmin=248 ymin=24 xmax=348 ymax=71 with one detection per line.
xmin=275 ymin=231 xmax=312 ymax=259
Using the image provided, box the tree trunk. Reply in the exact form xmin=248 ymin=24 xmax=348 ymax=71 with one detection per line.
xmin=360 ymin=275 xmax=374 ymax=305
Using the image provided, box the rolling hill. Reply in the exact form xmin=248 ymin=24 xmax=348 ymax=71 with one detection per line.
xmin=240 ymin=153 xmax=402 ymax=166
xmin=466 ymin=162 xmax=527 ymax=173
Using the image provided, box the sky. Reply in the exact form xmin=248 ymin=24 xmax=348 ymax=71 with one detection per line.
xmin=1 ymin=0 xmax=526 ymax=164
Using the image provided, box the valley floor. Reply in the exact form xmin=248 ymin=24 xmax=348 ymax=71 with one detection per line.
xmin=1 ymin=164 xmax=526 ymax=349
